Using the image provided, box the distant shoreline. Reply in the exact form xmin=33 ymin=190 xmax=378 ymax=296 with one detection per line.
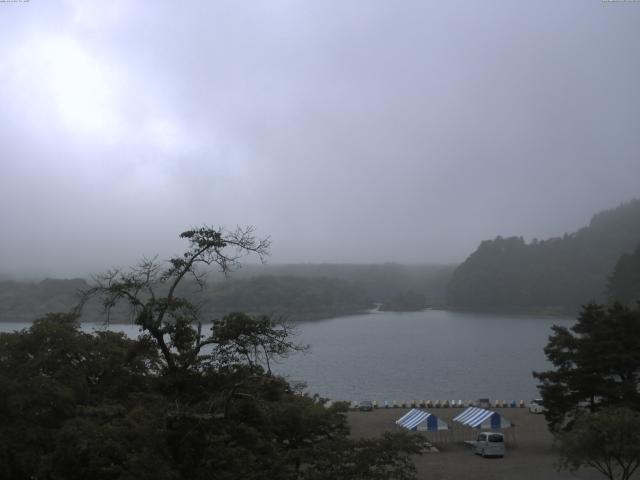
xmin=439 ymin=305 xmax=576 ymax=318
xmin=0 ymin=305 xmax=576 ymax=325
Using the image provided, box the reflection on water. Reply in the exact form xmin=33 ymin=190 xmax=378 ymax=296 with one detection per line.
xmin=0 ymin=310 xmax=572 ymax=402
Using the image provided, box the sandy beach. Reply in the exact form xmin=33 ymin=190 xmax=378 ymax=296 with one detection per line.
xmin=347 ymin=407 xmax=613 ymax=480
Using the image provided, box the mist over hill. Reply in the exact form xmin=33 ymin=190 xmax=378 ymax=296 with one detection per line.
xmin=0 ymin=278 xmax=88 ymax=322
xmin=0 ymin=264 xmax=455 ymax=322
xmin=446 ymin=199 xmax=640 ymax=314
xmin=608 ymin=243 xmax=640 ymax=307
xmin=221 ymin=263 xmax=455 ymax=305
xmin=3 ymin=198 xmax=639 ymax=321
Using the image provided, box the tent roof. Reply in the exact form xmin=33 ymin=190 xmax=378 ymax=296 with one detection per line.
xmin=395 ymin=409 xmax=448 ymax=431
xmin=453 ymin=407 xmax=512 ymax=429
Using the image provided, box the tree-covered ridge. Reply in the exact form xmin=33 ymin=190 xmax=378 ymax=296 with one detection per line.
xmin=0 ymin=264 xmax=455 ymax=322
xmin=608 ymin=243 xmax=640 ymax=306
xmin=0 ymin=276 xmax=373 ymax=323
xmin=378 ymin=290 xmax=427 ymax=312
xmin=447 ymin=199 xmax=640 ymax=312
xmin=0 ymin=278 xmax=89 ymax=321
xmin=203 ymin=275 xmax=373 ymax=320
xmin=228 ymin=263 xmax=455 ymax=307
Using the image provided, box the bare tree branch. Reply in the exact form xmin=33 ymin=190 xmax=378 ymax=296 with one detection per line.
xmin=75 ymin=225 xmax=271 ymax=373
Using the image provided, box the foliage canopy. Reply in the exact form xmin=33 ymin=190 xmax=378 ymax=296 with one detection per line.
xmin=0 ymin=226 xmax=427 ymax=479
xmin=608 ymin=243 xmax=640 ymax=306
xmin=534 ymin=302 xmax=640 ymax=432
xmin=556 ymin=407 xmax=640 ymax=480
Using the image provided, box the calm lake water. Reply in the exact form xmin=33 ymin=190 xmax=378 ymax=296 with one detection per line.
xmin=0 ymin=309 xmax=572 ymax=403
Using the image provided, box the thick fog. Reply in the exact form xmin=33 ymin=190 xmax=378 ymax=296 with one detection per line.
xmin=1 ymin=1 xmax=639 ymax=278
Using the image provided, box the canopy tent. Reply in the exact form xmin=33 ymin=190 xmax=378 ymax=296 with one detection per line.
xmin=395 ymin=409 xmax=449 ymax=432
xmin=453 ymin=407 xmax=512 ymax=430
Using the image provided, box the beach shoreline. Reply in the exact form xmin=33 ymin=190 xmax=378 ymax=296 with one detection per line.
xmin=347 ymin=407 xmax=607 ymax=480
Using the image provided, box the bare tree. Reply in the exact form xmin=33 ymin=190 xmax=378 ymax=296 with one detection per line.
xmin=77 ymin=225 xmax=270 ymax=371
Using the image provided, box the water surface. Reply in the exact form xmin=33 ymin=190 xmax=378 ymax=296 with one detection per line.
xmin=274 ymin=309 xmax=570 ymax=402
xmin=0 ymin=309 xmax=571 ymax=402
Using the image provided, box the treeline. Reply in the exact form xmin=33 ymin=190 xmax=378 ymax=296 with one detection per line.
xmin=227 ymin=263 xmax=455 ymax=310
xmin=446 ymin=199 xmax=640 ymax=313
xmin=0 ymin=264 xmax=455 ymax=322
xmin=202 ymin=275 xmax=373 ymax=320
xmin=378 ymin=290 xmax=428 ymax=312
xmin=0 ymin=278 xmax=88 ymax=322
xmin=608 ymin=243 xmax=640 ymax=306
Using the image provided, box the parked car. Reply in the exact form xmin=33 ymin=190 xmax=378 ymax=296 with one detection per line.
xmin=528 ymin=398 xmax=545 ymax=414
xmin=358 ymin=400 xmax=373 ymax=412
xmin=471 ymin=432 xmax=505 ymax=458
xmin=474 ymin=398 xmax=491 ymax=409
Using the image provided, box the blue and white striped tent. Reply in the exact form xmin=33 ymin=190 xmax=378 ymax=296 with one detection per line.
xmin=395 ymin=409 xmax=449 ymax=431
xmin=453 ymin=407 xmax=512 ymax=430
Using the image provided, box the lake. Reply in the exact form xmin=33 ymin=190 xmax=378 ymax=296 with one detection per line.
xmin=0 ymin=309 xmax=572 ymax=403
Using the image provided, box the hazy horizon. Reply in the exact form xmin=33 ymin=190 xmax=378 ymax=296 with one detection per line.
xmin=1 ymin=1 xmax=639 ymax=278
xmin=0 ymin=196 xmax=632 ymax=282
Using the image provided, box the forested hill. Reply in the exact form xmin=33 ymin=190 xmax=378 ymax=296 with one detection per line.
xmin=202 ymin=275 xmax=373 ymax=320
xmin=0 ymin=276 xmax=373 ymax=323
xmin=227 ymin=263 xmax=455 ymax=308
xmin=0 ymin=278 xmax=88 ymax=322
xmin=0 ymin=264 xmax=455 ymax=322
xmin=446 ymin=199 xmax=640 ymax=313
xmin=607 ymin=243 xmax=640 ymax=306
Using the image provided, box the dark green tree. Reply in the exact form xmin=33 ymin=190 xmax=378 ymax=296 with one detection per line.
xmin=379 ymin=290 xmax=426 ymax=312
xmin=608 ymin=244 xmax=640 ymax=306
xmin=556 ymin=407 xmax=640 ymax=480
xmin=0 ymin=313 xmax=159 ymax=480
xmin=1 ymin=226 xmax=427 ymax=480
xmin=533 ymin=303 xmax=640 ymax=432
xmin=302 ymin=431 xmax=426 ymax=480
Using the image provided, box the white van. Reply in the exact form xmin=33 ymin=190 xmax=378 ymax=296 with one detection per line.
xmin=472 ymin=432 xmax=505 ymax=458
xmin=528 ymin=398 xmax=545 ymax=414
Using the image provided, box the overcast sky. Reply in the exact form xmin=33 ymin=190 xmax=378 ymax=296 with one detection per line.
xmin=1 ymin=0 xmax=639 ymax=278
